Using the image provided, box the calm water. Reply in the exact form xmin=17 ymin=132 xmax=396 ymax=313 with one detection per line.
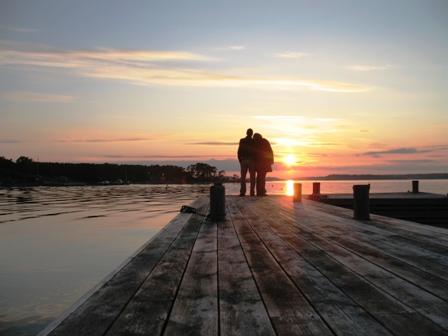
xmin=1 ymin=180 xmax=447 ymax=335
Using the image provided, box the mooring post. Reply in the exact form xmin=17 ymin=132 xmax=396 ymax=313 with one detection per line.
xmin=353 ymin=184 xmax=370 ymax=220
xmin=412 ymin=180 xmax=419 ymax=193
xmin=293 ymin=183 xmax=302 ymax=202
xmin=312 ymin=182 xmax=321 ymax=197
xmin=209 ymin=182 xmax=226 ymax=220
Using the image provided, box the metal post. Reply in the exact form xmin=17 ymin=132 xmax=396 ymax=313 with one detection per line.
xmin=312 ymin=182 xmax=321 ymax=196
xmin=353 ymin=184 xmax=370 ymax=220
xmin=293 ymin=183 xmax=302 ymax=202
xmin=412 ymin=180 xmax=419 ymax=193
xmin=209 ymin=182 xmax=226 ymax=220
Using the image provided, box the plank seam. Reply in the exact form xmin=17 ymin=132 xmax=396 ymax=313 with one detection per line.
xmin=159 ymin=214 xmax=208 ymax=336
xmin=232 ymin=201 xmax=338 ymax=336
xmin=101 ymin=212 xmax=204 ymax=336
xmin=261 ymin=199 xmax=448 ymax=333
xmin=252 ymin=200 xmax=400 ymax=336
xmin=273 ymin=203 xmax=448 ymax=302
xmin=227 ymin=202 xmax=279 ymax=336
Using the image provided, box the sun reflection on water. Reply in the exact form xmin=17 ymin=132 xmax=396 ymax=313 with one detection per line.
xmin=286 ymin=179 xmax=294 ymax=196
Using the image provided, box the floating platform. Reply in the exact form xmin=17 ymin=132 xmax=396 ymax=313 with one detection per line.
xmin=310 ymin=192 xmax=448 ymax=228
xmin=41 ymin=196 xmax=448 ymax=336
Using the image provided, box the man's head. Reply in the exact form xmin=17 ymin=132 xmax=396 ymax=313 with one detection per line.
xmin=246 ymin=128 xmax=253 ymax=137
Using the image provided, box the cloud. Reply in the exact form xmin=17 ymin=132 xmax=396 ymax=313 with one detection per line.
xmin=58 ymin=137 xmax=153 ymax=143
xmin=0 ymin=139 xmax=21 ymax=144
xmin=274 ymin=51 xmax=309 ymax=59
xmin=187 ymin=141 xmax=239 ymax=146
xmin=0 ymin=44 xmax=371 ymax=93
xmin=347 ymin=64 xmax=391 ymax=71
xmin=0 ymin=25 xmax=37 ymax=33
xmin=1 ymin=91 xmax=74 ymax=103
xmin=363 ymin=147 xmax=420 ymax=156
xmin=361 ymin=145 xmax=448 ymax=157
xmin=216 ymin=45 xmax=246 ymax=51
xmin=0 ymin=48 xmax=212 ymax=69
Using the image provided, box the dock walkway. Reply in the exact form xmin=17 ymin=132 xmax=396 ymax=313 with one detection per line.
xmin=44 ymin=196 xmax=448 ymax=336
xmin=313 ymin=192 xmax=448 ymax=227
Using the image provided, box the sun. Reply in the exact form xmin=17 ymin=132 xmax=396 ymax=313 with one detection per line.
xmin=283 ymin=154 xmax=296 ymax=167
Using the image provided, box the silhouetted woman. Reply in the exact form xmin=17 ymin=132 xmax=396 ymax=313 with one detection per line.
xmin=253 ymin=133 xmax=274 ymax=196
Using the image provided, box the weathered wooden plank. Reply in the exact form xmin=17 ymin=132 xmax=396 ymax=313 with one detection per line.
xmin=241 ymin=197 xmax=446 ymax=336
xmin=258 ymin=199 xmax=448 ymax=330
xmin=262 ymin=198 xmax=448 ymax=301
xmin=309 ymin=200 xmax=448 ymax=244
xmin=163 ymin=216 xmax=218 ymax=335
xmin=105 ymin=212 xmax=207 ymax=335
xmin=291 ymin=225 xmax=448 ymax=329
xmin=233 ymin=198 xmax=394 ymax=336
xmin=228 ymin=200 xmax=334 ymax=336
xmin=45 ymin=198 xmax=207 ymax=336
xmin=272 ymin=199 xmax=448 ymax=281
xmin=218 ymin=211 xmax=276 ymax=336
xmin=298 ymin=221 xmax=448 ymax=301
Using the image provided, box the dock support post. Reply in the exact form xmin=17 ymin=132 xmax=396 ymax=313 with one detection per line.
xmin=353 ymin=184 xmax=370 ymax=220
xmin=209 ymin=182 xmax=226 ymax=220
xmin=412 ymin=180 xmax=419 ymax=193
xmin=293 ymin=183 xmax=302 ymax=202
xmin=312 ymin=182 xmax=321 ymax=197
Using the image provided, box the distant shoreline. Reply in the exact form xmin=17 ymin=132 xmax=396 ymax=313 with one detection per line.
xmin=2 ymin=175 xmax=448 ymax=188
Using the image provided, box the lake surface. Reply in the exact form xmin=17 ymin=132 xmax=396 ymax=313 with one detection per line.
xmin=1 ymin=180 xmax=447 ymax=336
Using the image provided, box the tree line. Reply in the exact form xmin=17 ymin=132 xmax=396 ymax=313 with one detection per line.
xmin=0 ymin=156 xmax=229 ymax=186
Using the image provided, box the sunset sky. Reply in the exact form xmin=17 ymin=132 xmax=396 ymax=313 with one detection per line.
xmin=1 ymin=0 xmax=447 ymax=177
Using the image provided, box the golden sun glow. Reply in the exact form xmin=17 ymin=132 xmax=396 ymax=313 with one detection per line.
xmin=284 ymin=154 xmax=297 ymax=166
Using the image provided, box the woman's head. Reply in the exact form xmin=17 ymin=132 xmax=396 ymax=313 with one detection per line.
xmin=253 ymin=133 xmax=262 ymax=141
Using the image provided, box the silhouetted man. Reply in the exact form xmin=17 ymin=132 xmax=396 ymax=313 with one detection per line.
xmin=253 ymin=133 xmax=274 ymax=196
xmin=238 ymin=128 xmax=255 ymax=196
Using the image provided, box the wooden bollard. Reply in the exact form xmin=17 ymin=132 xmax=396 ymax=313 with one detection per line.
xmin=293 ymin=183 xmax=302 ymax=202
xmin=353 ymin=184 xmax=370 ymax=220
xmin=312 ymin=182 xmax=321 ymax=196
xmin=209 ymin=182 xmax=225 ymax=220
xmin=412 ymin=180 xmax=419 ymax=193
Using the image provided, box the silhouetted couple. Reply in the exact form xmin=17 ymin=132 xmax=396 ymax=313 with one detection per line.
xmin=238 ymin=128 xmax=274 ymax=196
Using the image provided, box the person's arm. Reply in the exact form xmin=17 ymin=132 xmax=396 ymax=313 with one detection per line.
xmin=237 ymin=139 xmax=243 ymax=162
xmin=267 ymin=141 xmax=274 ymax=164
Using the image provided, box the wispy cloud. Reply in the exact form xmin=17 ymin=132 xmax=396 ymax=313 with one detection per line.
xmin=58 ymin=137 xmax=154 ymax=143
xmin=216 ymin=45 xmax=246 ymax=51
xmin=0 ymin=139 xmax=21 ymax=144
xmin=1 ymin=91 xmax=74 ymax=103
xmin=361 ymin=145 xmax=448 ymax=157
xmin=0 ymin=48 xmax=212 ymax=69
xmin=187 ymin=141 xmax=239 ymax=146
xmin=274 ymin=51 xmax=309 ymax=59
xmin=347 ymin=64 xmax=392 ymax=71
xmin=0 ymin=44 xmax=371 ymax=93
xmin=0 ymin=25 xmax=37 ymax=33
xmin=363 ymin=147 xmax=421 ymax=156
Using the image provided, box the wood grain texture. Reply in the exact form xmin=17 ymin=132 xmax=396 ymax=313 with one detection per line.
xmin=44 ymin=195 xmax=448 ymax=336
xmin=163 ymin=216 xmax=218 ymax=336
xmin=46 ymin=198 xmax=207 ymax=336
xmin=218 ymin=213 xmax=276 ymax=336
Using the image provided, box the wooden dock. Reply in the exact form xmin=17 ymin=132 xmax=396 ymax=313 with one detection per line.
xmin=312 ymin=192 xmax=448 ymax=228
xmin=42 ymin=196 xmax=448 ymax=336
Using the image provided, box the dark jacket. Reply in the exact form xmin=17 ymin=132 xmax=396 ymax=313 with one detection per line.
xmin=238 ymin=136 xmax=254 ymax=162
xmin=254 ymin=138 xmax=274 ymax=171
